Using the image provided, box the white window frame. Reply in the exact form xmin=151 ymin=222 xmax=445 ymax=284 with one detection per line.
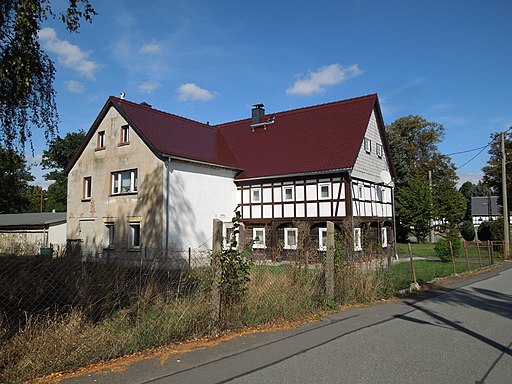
xmin=112 ymin=169 xmax=138 ymax=195
xmin=364 ymin=138 xmax=371 ymax=153
xmin=284 ymin=228 xmax=298 ymax=250
xmin=121 ymin=125 xmax=129 ymax=143
xmin=318 ymin=228 xmax=327 ymax=251
xmin=354 ymin=228 xmax=362 ymax=251
xmin=376 ymin=143 xmax=383 ymax=158
xmin=97 ymin=131 xmax=105 ymax=148
xmin=252 ymin=228 xmax=266 ymax=249
xmin=104 ymin=223 xmax=115 ymax=249
xmin=283 ymin=186 xmax=294 ymax=201
xmin=381 ymin=227 xmax=388 ymax=248
xmin=251 ymin=188 xmax=261 ymax=203
xmin=83 ymin=176 xmax=92 ymax=200
xmin=129 ymin=222 xmax=141 ymax=249
xmin=319 ymin=184 xmax=331 ymax=200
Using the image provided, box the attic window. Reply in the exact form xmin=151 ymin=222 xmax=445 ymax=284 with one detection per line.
xmin=120 ymin=125 xmax=129 ymax=144
xmin=97 ymin=131 xmax=106 ymax=149
xmin=376 ymin=143 xmax=383 ymax=158
xmin=364 ymin=138 xmax=372 ymax=153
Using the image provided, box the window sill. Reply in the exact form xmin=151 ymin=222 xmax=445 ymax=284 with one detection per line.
xmin=95 ymin=147 xmax=106 ymax=152
xmin=81 ymin=198 xmax=91 ymax=202
xmin=118 ymin=142 xmax=130 ymax=147
xmin=252 ymin=244 xmax=266 ymax=249
xmin=284 ymin=246 xmax=297 ymax=250
xmin=110 ymin=192 xmax=138 ymax=197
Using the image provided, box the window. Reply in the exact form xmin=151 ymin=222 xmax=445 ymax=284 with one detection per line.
xmin=318 ymin=228 xmax=327 ymax=251
xmin=283 ymin=186 xmax=294 ymax=201
xmin=104 ymin=224 xmax=115 ymax=248
xmin=120 ymin=125 xmax=129 ymax=144
xmin=97 ymin=131 xmax=106 ymax=149
xmin=223 ymin=222 xmax=238 ymax=249
xmin=284 ymin=228 xmax=298 ymax=250
xmin=83 ymin=176 xmax=92 ymax=200
xmin=381 ymin=227 xmax=388 ymax=248
xmin=376 ymin=143 xmax=383 ymax=158
xmin=111 ymin=169 xmax=138 ymax=194
xmin=251 ymin=188 xmax=261 ymax=203
xmin=364 ymin=138 xmax=371 ymax=153
xmin=252 ymin=228 xmax=266 ymax=249
xmin=354 ymin=228 xmax=362 ymax=251
xmin=319 ymin=184 xmax=331 ymax=199
xmin=129 ymin=223 xmax=141 ymax=249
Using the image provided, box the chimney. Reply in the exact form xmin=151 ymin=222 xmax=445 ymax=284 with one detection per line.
xmin=252 ymin=103 xmax=265 ymax=124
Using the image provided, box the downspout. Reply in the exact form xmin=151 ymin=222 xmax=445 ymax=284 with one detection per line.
xmin=163 ymin=156 xmax=171 ymax=256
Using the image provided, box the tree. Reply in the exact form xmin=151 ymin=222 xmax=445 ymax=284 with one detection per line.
xmin=387 ymin=115 xmax=463 ymax=241
xmin=0 ymin=147 xmax=34 ymax=213
xmin=460 ymin=220 xmax=475 ymax=241
xmin=0 ymin=0 xmax=96 ymax=152
xmin=41 ymin=129 xmax=85 ymax=211
xmin=482 ymin=131 xmax=512 ymax=212
xmin=25 ymin=184 xmax=46 ymax=212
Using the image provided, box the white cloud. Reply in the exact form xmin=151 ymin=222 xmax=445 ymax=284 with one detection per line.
xmin=177 ymin=83 xmax=215 ymax=101
xmin=138 ymin=80 xmax=160 ymax=93
xmin=65 ymin=80 xmax=84 ymax=94
xmin=456 ymin=171 xmax=484 ymax=187
xmin=286 ymin=64 xmax=363 ymax=96
xmin=38 ymin=27 xmax=99 ymax=79
xmin=139 ymin=43 xmax=161 ymax=55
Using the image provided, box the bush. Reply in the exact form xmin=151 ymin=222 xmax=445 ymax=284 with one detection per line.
xmin=490 ymin=217 xmax=504 ymax=241
xmin=460 ymin=220 xmax=475 ymax=241
xmin=434 ymin=236 xmax=462 ymax=261
xmin=477 ymin=221 xmax=492 ymax=241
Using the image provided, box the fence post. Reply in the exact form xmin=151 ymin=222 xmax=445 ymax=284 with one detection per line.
xmin=209 ymin=219 xmax=223 ymax=335
xmin=407 ymin=243 xmax=419 ymax=289
xmin=476 ymin=241 xmax=483 ymax=268
xmin=325 ymin=221 xmax=335 ymax=301
xmin=463 ymin=240 xmax=470 ymax=272
xmin=449 ymin=240 xmax=457 ymax=274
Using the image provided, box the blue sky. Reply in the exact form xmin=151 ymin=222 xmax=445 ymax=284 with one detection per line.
xmin=28 ymin=0 xmax=512 ymax=187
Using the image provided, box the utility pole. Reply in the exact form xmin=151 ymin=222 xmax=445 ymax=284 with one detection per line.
xmin=501 ymin=131 xmax=510 ymax=258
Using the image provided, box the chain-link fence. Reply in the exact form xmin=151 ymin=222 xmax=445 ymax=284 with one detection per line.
xmin=0 ymin=233 xmax=504 ymax=383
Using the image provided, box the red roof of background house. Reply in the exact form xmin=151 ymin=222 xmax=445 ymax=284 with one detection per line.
xmin=217 ymin=94 xmax=379 ymax=180
xmin=110 ymin=97 xmax=240 ymax=169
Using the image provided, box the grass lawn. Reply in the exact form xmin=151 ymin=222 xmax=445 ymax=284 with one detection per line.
xmin=396 ymin=242 xmax=436 ymax=258
xmin=391 ymin=259 xmax=487 ymax=290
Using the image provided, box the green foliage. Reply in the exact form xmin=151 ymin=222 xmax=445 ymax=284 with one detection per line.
xmin=460 ymin=220 xmax=475 ymax=241
xmin=489 ymin=217 xmax=505 ymax=241
xmin=41 ymin=129 xmax=86 ymax=210
xmin=395 ymin=175 xmax=432 ymax=242
xmin=477 ymin=221 xmax=492 ymax=241
xmin=459 ymin=181 xmax=492 ymax=220
xmin=0 ymin=147 xmax=34 ymax=213
xmin=482 ymin=131 xmax=512 ymax=211
xmin=434 ymin=236 xmax=461 ymax=262
xmin=219 ymin=211 xmax=253 ymax=306
xmin=0 ymin=1 xmax=96 ymax=152
xmin=387 ymin=115 xmax=463 ymax=240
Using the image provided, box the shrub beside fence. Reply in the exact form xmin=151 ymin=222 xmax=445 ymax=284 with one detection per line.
xmin=1 ymin=227 xmax=502 ymax=383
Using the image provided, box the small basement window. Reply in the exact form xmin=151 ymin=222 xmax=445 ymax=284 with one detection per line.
xmin=253 ymin=228 xmax=266 ymax=249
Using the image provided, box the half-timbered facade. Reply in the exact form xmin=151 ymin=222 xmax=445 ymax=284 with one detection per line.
xmin=66 ymin=94 xmax=395 ymax=259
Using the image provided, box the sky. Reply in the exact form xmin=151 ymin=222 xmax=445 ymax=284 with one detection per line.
xmin=27 ymin=0 xmax=512 ymax=188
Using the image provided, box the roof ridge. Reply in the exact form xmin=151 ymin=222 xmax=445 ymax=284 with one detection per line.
xmin=109 ymin=96 xmax=216 ymax=130
xmin=214 ymin=93 xmax=377 ymax=127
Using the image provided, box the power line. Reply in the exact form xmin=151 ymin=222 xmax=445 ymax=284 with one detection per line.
xmin=455 ymin=142 xmax=491 ymax=170
xmin=445 ymin=144 xmax=489 ymax=156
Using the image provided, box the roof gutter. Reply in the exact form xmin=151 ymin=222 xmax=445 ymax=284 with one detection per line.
xmin=235 ymin=167 xmax=352 ymax=183
xmin=164 ymin=154 xmax=243 ymax=172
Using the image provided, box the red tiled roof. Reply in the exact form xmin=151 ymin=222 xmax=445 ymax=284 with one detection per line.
xmin=110 ymin=97 xmax=240 ymax=169
xmin=216 ymin=94 xmax=379 ymax=180
xmin=70 ymin=94 xmax=382 ymax=179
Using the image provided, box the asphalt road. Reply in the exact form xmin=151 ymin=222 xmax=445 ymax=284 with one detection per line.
xmin=62 ymin=262 xmax=512 ymax=384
